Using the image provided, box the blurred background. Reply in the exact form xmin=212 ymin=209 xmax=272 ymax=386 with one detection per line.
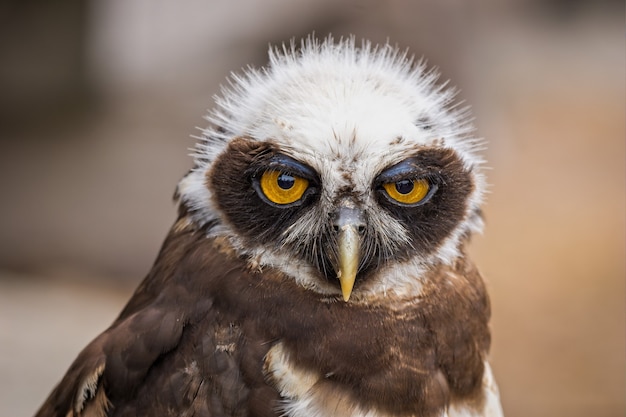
xmin=0 ymin=1 xmax=623 ymax=416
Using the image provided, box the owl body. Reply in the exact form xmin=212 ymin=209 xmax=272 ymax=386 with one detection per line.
xmin=36 ymin=37 xmax=503 ymax=417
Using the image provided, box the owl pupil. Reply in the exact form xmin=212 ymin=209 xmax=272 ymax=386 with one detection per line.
xmin=277 ymin=173 xmax=295 ymax=190
xmin=395 ymin=180 xmax=414 ymax=195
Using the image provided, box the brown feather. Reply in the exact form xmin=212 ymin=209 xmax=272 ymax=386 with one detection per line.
xmin=36 ymin=216 xmax=490 ymax=416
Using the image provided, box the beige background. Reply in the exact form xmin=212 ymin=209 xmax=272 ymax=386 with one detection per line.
xmin=0 ymin=1 xmax=624 ymax=416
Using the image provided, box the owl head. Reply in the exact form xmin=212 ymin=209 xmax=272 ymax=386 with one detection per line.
xmin=176 ymin=36 xmax=486 ymax=302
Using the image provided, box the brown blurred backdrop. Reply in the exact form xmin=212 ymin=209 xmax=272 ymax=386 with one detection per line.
xmin=0 ymin=1 xmax=624 ymax=416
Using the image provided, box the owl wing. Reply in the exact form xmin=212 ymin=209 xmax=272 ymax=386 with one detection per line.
xmin=35 ymin=221 xmax=279 ymax=417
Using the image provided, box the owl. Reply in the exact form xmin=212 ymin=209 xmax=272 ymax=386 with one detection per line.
xmin=35 ymin=36 xmax=503 ymax=417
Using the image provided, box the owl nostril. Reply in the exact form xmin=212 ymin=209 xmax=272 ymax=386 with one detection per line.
xmin=331 ymin=206 xmax=366 ymax=235
xmin=332 ymin=224 xmax=364 ymax=234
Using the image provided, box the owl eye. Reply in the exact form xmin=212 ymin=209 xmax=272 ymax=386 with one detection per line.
xmin=383 ymin=178 xmax=430 ymax=205
xmin=259 ymin=170 xmax=309 ymax=205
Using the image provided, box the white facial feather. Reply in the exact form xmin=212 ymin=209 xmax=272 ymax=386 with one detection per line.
xmin=177 ymin=35 xmax=486 ymax=297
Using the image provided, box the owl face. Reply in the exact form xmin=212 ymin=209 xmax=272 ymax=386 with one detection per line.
xmin=177 ymin=37 xmax=485 ymax=301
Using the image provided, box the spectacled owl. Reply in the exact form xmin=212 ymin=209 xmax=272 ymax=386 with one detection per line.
xmin=35 ymin=36 xmax=504 ymax=417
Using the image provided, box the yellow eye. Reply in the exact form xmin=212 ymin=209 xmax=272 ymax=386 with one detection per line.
xmin=259 ymin=170 xmax=309 ymax=205
xmin=383 ymin=178 xmax=430 ymax=205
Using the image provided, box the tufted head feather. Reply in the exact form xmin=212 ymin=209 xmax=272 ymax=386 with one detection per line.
xmin=176 ymin=35 xmax=486 ymax=300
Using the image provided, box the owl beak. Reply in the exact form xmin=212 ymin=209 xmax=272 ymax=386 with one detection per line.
xmin=333 ymin=206 xmax=364 ymax=302
xmin=337 ymin=224 xmax=360 ymax=301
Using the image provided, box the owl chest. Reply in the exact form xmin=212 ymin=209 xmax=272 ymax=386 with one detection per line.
xmin=214 ymin=266 xmax=487 ymax=416
xmin=260 ymin=316 xmax=443 ymax=417
xmin=261 ymin=339 xmax=490 ymax=417
xmin=263 ymin=342 xmax=389 ymax=417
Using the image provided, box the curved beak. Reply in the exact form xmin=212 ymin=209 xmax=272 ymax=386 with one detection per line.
xmin=337 ymin=224 xmax=360 ymax=301
xmin=333 ymin=206 xmax=364 ymax=302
